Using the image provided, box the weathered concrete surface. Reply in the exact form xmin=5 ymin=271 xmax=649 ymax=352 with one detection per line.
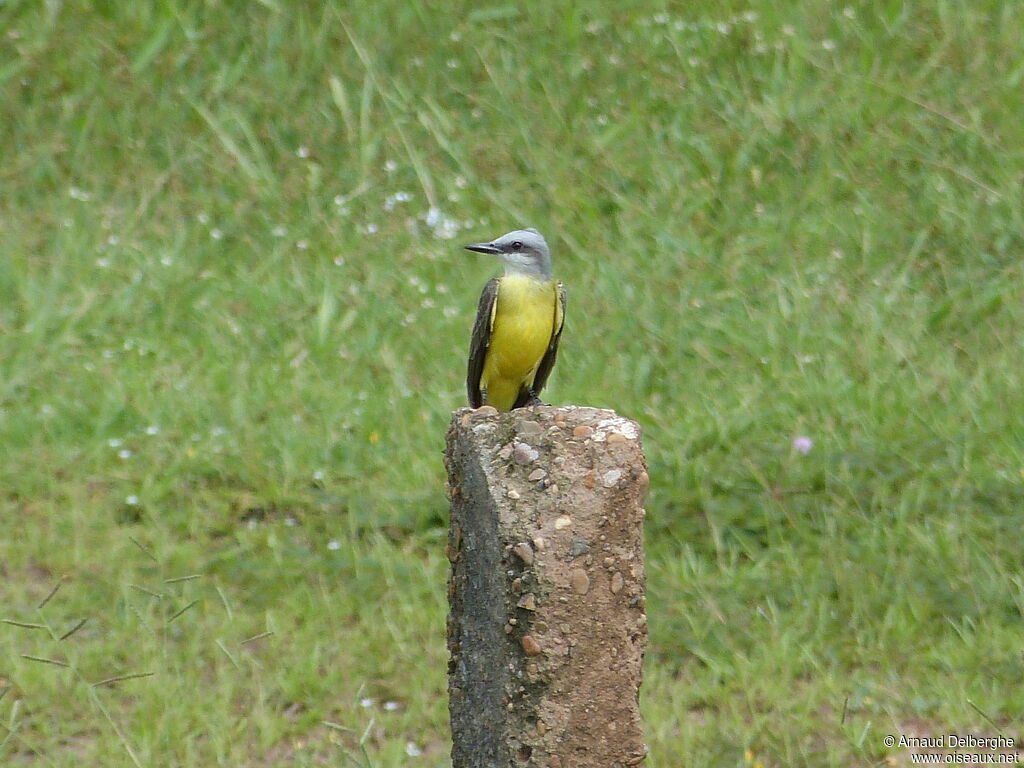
xmin=445 ymin=405 xmax=648 ymax=768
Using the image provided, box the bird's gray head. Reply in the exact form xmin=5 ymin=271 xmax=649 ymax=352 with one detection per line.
xmin=464 ymin=228 xmax=552 ymax=280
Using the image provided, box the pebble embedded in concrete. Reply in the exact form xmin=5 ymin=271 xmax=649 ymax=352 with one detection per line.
xmin=568 ymin=537 xmax=590 ymax=559
xmin=610 ymin=571 xmax=624 ymax=594
xmin=513 ymin=542 xmax=534 ymax=565
xmin=513 ymin=442 xmax=540 ymax=465
xmin=594 ymin=417 xmax=640 ymax=441
xmin=516 ymin=421 xmax=543 ymax=436
xmin=554 ymin=515 xmax=572 ymax=530
xmin=517 ymin=593 xmax=537 ymax=611
xmin=601 ymin=469 xmax=623 ymax=488
xmin=521 ymin=635 xmax=542 ymax=656
xmin=569 ymin=568 xmax=590 ymax=595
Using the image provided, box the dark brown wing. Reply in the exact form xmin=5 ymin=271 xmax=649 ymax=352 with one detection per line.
xmin=466 ymin=278 xmax=499 ymax=407
xmin=526 ymin=281 xmax=566 ymax=401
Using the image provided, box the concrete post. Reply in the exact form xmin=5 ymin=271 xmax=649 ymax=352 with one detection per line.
xmin=445 ymin=405 xmax=648 ymax=768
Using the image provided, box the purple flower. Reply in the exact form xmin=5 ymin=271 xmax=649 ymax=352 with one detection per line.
xmin=793 ymin=436 xmax=813 ymax=455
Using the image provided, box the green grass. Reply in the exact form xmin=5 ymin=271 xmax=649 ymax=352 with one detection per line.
xmin=2 ymin=0 xmax=1023 ymax=765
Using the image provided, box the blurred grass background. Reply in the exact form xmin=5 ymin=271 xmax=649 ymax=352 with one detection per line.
xmin=2 ymin=0 xmax=1023 ymax=765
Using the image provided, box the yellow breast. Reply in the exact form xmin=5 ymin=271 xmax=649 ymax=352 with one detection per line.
xmin=482 ymin=275 xmax=557 ymax=410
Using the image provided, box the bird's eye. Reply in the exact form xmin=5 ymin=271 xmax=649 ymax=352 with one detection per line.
xmin=511 ymin=241 xmax=523 ymax=250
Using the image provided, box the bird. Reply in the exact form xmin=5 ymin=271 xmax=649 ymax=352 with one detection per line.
xmin=464 ymin=228 xmax=566 ymax=412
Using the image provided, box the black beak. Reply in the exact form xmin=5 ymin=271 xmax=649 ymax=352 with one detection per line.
xmin=464 ymin=242 xmax=502 ymax=255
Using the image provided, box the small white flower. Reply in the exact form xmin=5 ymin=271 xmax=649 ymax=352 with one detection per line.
xmin=384 ymin=159 xmax=398 ymax=173
xmin=383 ymin=701 xmax=400 ymax=711
xmin=210 ymin=228 xmax=224 ymax=240
xmin=126 ymin=495 xmax=140 ymax=505
xmin=327 ymin=540 xmax=340 ymax=551
xmin=296 ymin=145 xmax=310 ymax=158
xmin=360 ymin=697 xmax=375 ymax=708
xmin=821 ymin=39 xmax=836 ymax=51
xmin=108 ymin=438 xmax=123 ymax=448
xmin=272 ymin=225 xmax=286 ymax=237
xmin=145 ymin=425 xmax=160 ymax=435
xmin=118 ymin=449 xmax=133 ymax=459
xmin=406 ymin=741 xmax=422 ymax=757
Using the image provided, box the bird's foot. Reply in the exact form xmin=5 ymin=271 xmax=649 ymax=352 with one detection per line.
xmin=526 ymin=388 xmax=546 ymax=407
